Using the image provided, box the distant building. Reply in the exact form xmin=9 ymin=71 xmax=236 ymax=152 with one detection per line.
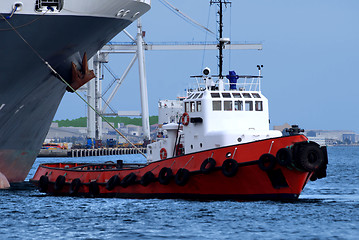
xmin=343 ymin=134 xmax=356 ymax=144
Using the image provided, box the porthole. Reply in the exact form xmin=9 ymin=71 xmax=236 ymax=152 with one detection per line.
xmin=226 ymin=152 xmax=232 ymax=158
xmin=237 ymin=137 xmax=242 ymax=142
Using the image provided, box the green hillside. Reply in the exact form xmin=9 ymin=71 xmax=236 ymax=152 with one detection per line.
xmin=54 ymin=116 xmax=158 ymax=128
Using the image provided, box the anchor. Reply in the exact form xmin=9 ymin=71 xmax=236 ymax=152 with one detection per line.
xmin=66 ymin=52 xmax=96 ymax=92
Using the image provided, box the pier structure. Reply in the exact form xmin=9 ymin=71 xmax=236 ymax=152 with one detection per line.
xmin=38 ymin=148 xmax=147 ymax=158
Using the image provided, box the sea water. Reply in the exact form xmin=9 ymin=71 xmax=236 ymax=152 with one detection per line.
xmin=0 ymin=146 xmax=358 ymax=239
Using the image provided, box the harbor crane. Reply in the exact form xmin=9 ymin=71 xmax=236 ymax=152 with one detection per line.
xmin=85 ymin=18 xmax=262 ymax=142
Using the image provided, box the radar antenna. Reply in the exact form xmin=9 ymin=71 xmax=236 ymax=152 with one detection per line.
xmin=210 ymin=0 xmax=231 ymax=79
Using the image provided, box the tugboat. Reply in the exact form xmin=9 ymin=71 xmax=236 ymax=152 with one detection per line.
xmin=30 ymin=0 xmax=328 ymax=200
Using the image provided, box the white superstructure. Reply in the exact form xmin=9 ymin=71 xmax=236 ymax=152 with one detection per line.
xmin=147 ymin=68 xmax=282 ymax=162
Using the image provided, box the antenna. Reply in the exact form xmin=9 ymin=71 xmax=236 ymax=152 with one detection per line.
xmin=210 ymin=0 xmax=231 ymax=79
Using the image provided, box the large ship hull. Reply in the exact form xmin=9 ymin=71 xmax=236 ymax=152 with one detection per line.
xmin=0 ymin=0 xmax=150 ymax=183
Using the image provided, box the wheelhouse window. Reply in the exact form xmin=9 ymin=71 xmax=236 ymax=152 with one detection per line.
xmin=193 ymin=93 xmax=200 ymax=99
xmin=255 ymin=101 xmax=263 ymax=111
xmin=185 ymin=102 xmax=189 ymax=112
xmin=212 ymin=101 xmax=221 ymax=111
xmin=224 ymin=101 xmax=232 ymax=111
xmin=190 ymin=102 xmax=195 ymax=112
xmin=232 ymin=93 xmax=242 ymax=98
xmin=221 ymin=93 xmax=231 ymax=98
xmin=245 ymin=101 xmax=253 ymax=111
xmin=243 ymin=93 xmax=252 ymax=98
xmin=252 ymin=93 xmax=261 ymax=98
xmin=211 ymin=93 xmax=220 ymax=98
xmin=196 ymin=101 xmax=202 ymax=112
xmin=234 ymin=100 xmax=243 ymax=111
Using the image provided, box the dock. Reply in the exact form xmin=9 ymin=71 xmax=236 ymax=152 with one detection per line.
xmin=38 ymin=148 xmax=147 ymax=158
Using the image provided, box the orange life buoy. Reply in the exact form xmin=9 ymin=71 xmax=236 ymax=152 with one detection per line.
xmin=181 ymin=112 xmax=190 ymax=126
xmin=160 ymin=148 xmax=167 ymax=159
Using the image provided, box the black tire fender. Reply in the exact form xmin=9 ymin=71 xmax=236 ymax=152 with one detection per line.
xmin=140 ymin=171 xmax=155 ymax=186
xmin=89 ymin=181 xmax=100 ymax=196
xmin=69 ymin=178 xmax=81 ymax=195
xmin=258 ymin=153 xmax=277 ymax=171
xmin=121 ymin=172 xmax=137 ymax=188
xmin=222 ymin=159 xmax=239 ymax=177
xmin=39 ymin=175 xmax=49 ymax=193
xmin=200 ymin=158 xmax=216 ymax=174
xmin=158 ymin=167 xmax=173 ymax=185
xmin=106 ymin=175 xmax=120 ymax=190
xmin=175 ymin=168 xmax=190 ymax=186
xmin=54 ymin=175 xmax=66 ymax=191
xmin=296 ymin=144 xmax=324 ymax=172
xmin=276 ymin=148 xmax=293 ymax=167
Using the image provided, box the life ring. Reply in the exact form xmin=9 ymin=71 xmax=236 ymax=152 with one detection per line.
xmin=258 ymin=153 xmax=277 ymax=171
xmin=39 ymin=175 xmax=49 ymax=193
xmin=295 ymin=144 xmax=324 ymax=172
xmin=200 ymin=158 xmax=216 ymax=174
xmin=160 ymin=148 xmax=167 ymax=160
xmin=106 ymin=175 xmax=120 ymax=191
xmin=175 ymin=168 xmax=190 ymax=186
xmin=181 ymin=112 xmax=190 ymax=126
xmin=69 ymin=178 xmax=81 ymax=195
xmin=276 ymin=148 xmax=293 ymax=167
xmin=121 ymin=172 xmax=137 ymax=188
xmin=89 ymin=181 xmax=100 ymax=196
xmin=158 ymin=167 xmax=173 ymax=185
xmin=54 ymin=175 xmax=66 ymax=191
xmin=222 ymin=159 xmax=239 ymax=177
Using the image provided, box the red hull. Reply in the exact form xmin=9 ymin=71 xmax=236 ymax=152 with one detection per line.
xmin=30 ymin=135 xmax=328 ymax=200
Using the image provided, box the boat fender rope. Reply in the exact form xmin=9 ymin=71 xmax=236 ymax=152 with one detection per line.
xmin=258 ymin=153 xmax=277 ymax=172
xmin=4 ymin=5 xmax=17 ymax=19
xmin=39 ymin=175 xmax=49 ymax=193
xmin=222 ymin=159 xmax=239 ymax=177
xmin=276 ymin=148 xmax=293 ymax=167
xmin=140 ymin=171 xmax=155 ymax=186
xmin=69 ymin=178 xmax=81 ymax=195
xmin=106 ymin=175 xmax=120 ymax=191
xmin=200 ymin=158 xmax=216 ymax=174
xmin=158 ymin=167 xmax=173 ymax=185
xmin=54 ymin=175 xmax=66 ymax=191
xmin=175 ymin=168 xmax=190 ymax=186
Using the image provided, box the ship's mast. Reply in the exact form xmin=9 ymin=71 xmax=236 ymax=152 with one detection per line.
xmin=210 ymin=0 xmax=231 ymax=78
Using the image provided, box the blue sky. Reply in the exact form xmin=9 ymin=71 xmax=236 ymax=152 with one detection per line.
xmin=54 ymin=0 xmax=359 ymax=133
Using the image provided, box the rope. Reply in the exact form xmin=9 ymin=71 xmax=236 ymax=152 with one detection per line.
xmin=4 ymin=6 xmax=17 ymax=19
xmin=0 ymin=12 xmax=147 ymax=159
xmin=0 ymin=8 xmax=51 ymax=31
xmin=158 ymin=0 xmax=215 ymax=36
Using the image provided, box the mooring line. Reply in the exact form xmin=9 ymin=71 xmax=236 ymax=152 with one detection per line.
xmin=268 ymin=141 xmax=274 ymax=154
